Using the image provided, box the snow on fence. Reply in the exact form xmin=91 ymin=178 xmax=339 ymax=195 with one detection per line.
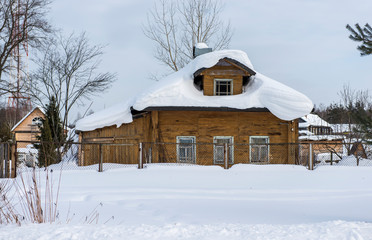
xmin=6 ymin=141 xmax=372 ymax=177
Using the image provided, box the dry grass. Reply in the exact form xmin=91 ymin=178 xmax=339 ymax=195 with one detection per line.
xmin=0 ymin=180 xmax=20 ymax=225
xmin=16 ymin=168 xmax=62 ymax=224
xmin=0 ymin=167 xmax=62 ymax=225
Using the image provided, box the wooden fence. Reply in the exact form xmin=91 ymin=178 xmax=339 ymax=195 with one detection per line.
xmin=0 ymin=143 xmax=15 ymax=178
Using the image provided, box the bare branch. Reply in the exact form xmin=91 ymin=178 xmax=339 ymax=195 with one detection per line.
xmin=143 ymin=0 xmax=233 ymax=73
xmin=29 ymin=32 xmax=116 ymax=132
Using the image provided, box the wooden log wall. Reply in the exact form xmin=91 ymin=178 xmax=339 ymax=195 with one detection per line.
xmin=156 ymin=111 xmax=298 ymax=165
xmin=80 ymin=113 xmax=152 ymax=166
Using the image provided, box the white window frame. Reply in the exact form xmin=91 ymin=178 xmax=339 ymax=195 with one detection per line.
xmin=213 ymin=136 xmax=234 ymax=164
xmin=249 ymin=136 xmax=270 ymax=163
xmin=176 ymin=136 xmax=196 ymax=164
xmin=214 ymin=79 xmax=233 ymax=96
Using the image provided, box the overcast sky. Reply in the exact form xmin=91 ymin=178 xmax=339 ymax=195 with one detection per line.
xmin=49 ymin=0 xmax=372 ymax=120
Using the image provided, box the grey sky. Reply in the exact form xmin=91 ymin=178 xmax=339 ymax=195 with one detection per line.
xmin=49 ymin=0 xmax=372 ymax=119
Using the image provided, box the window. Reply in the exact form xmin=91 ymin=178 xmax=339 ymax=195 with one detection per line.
xmin=250 ymin=136 xmax=269 ymax=163
xmin=214 ymin=79 xmax=233 ymax=96
xmin=213 ymin=136 xmax=234 ymax=164
xmin=176 ymin=136 xmax=196 ymax=164
xmin=32 ymin=117 xmax=43 ymax=126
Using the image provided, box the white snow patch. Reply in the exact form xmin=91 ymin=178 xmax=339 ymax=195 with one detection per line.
xmin=1 ymin=221 xmax=372 ymax=240
xmin=1 ymin=165 xmax=372 ymax=239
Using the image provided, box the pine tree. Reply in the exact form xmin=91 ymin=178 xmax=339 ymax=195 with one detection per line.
xmin=352 ymin=103 xmax=372 ymax=143
xmin=36 ymin=97 xmax=64 ymax=167
xmin=44 ymin=96 xmax=64 ymax=147
xmin=346 ymin=23 xmax=372 ymax=56
xmin=37 ymin=118 xmax=56 ymax=167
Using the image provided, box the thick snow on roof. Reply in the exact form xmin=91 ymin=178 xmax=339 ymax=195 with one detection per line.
xmin=299 ymin=135 xmax=344 ymax=141
xmin=76 ymin=50 xmax=313 ymax=132
xmin=299 ymin=114 xmax=331 ymax=128
xmin=195 ymin=42 xmax=209 ymax=49
xmin=75 ymin=98 xmax=134 ymax=132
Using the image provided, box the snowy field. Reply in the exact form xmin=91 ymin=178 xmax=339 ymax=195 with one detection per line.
xmin=1 ymin=164 xmax=372 ymax=239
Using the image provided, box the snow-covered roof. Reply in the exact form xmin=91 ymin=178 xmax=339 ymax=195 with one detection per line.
xmin=195 ymin=42 xmax=209 ymax=49
xmin=11 ymin=106 xmax=45 ymax=132
xmin=76 ymin=49 xmax=313 ymax=132
xmin=331 ymin=124 xmax=358 ymax=133
xmin=299 ymin=114 xmax=330 ymax=129
xmin=299 ymin=135 xmax=344 ymax=141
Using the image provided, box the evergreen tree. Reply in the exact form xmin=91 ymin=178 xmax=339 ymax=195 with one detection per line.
xmin=44 ymin=96 xmax=64 ymax=146
xmin=346 ymin=23 xmax=372 ymax=56
xmin=352 ymin=102 xmax=372 ymax=143
xmin=37 ymin=118 xmax=56 ymax=167
xmin=36 ymin=97 xmax=64 ymax=167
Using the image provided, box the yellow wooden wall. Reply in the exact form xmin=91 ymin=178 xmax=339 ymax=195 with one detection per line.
xmin=156 ymin=111 xmax=298 ymax=165
xmin=79 ymin=110 xmax=298 ymax=166
xmin=80 ymin=114 xmax=152 ymax=166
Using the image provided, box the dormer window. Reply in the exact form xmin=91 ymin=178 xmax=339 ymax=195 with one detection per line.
xmin=214 ymin=79 xmax=233 ymax=96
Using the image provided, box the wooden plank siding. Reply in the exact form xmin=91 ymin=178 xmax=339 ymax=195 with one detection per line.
xmin=79 ymin=110 xmax=298 ymax=166
xmin=80 ymin=113 xmax=152 ymax=166
xmin=157 ymin=111 xmax=298 ymax=165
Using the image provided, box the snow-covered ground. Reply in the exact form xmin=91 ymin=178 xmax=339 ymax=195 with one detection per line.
xmin=1 ymin=164 xmax=372 ymax=239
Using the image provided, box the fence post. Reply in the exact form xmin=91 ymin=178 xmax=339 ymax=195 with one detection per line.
xmin=224 ymin=143 xmax=228 ymax=169
xmin=10 ymin=143 xmax=15 ymax=178
xmin=0 ymin=144 xmax=3 ymax=178
xmin=138 ymin=142 xmax=143 ymax=169
xmin=98 ymin=143 xmax=103 ymax=172
xmin=309 ymin=143 xmax=313 ymax=170
xmin=13 ymin=142 xmax=17 ymax=178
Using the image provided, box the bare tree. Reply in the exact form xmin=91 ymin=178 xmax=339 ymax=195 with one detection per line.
xmin=337 ymin=84 xmax=370 ymax=162
xmin=0 ymin=0 xmax=52 ymax=94
xmin=30 ymin=32 xmax=116 ymax=136
xmin=143 ymin=0 xmax=232 ymax=72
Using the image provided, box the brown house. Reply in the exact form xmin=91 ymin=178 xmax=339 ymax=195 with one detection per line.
xmin=11 ymin=107 xmax=45 ymax=166
xmin=11 ymin=106 xmax=45 ymax=148
xmin=76 ymin=47 xmax=313 ymax=166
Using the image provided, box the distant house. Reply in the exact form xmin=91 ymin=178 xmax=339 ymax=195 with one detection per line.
xmin=76 ymin=46 xmax=313 ymax=166
xmin=11 ymin=106 xmax=45 ymax=166
xmin=299 ymin=114 xmax=333 ymax=136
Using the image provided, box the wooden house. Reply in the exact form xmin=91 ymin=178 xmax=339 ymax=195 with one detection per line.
xmin=299 ymin=114 xmax=344 ymax=164
xmin=76 ymin=47 xmax=313 ymax=166
xmin=11 ymin=107 xmax=45 ymax=166
xmin=11 ymin=106 xmax=45 ymax=148
xmin=299 ymin=114 xmax=333 ymax=136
